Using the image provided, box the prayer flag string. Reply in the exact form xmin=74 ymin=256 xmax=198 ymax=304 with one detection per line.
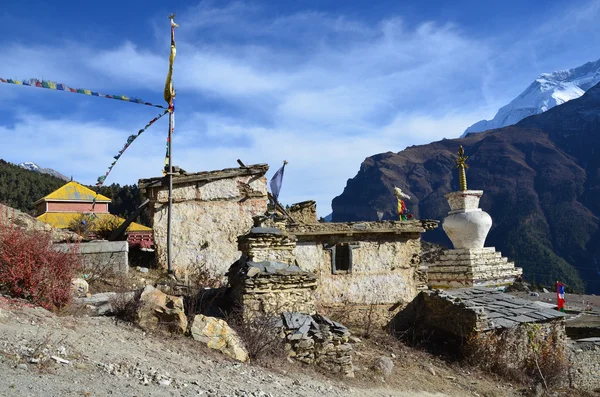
xmin=96 ymin=109 xmax=170 ymax=188
xmin=0 ymin=77 xmax=167 ymax=109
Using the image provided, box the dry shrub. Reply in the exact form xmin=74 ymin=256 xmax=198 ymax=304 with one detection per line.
xmin=180 ymin=267 xmax=226 ymax=320
xmin=67 ymin=213 xmax=121 ymax=241
xmin=68 ymin=213 xmax=96 ymax=240
xmin=318 ymin=301 xmax=381 ymax=339
xmin=464 ymin=323 xmax=568 ymax=388
xmin=226 ymin=307 xmax=286 ymax=364
xmin=109 ymin=291 xmax=142 ymax=323
xmin=0 ymin=208 xmax=81 ymax=311
xmin=94 ymin=215 xmax=121 ymax=240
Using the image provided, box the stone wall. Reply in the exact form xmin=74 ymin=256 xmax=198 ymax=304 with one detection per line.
xmin=391 ymin=289 xmax=569 ymax=385
xmin=230 ymin=270 xmax=318 ymax=315
xmin=142 ymin=168 xmax=268 ymax=277
xmin=238 ymin=231 xmax=297 ymax=265
xmin=293 ymin=235 xmax=423 ymax=317
xmin=569 ymin=338 xmax=600 ymax=391
xmin=54 ymin=240 xmax=129 ymax=274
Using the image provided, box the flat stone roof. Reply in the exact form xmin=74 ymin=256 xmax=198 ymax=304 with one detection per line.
xmin=139 ymin=164 xmax=269 ymax=190
xmin=288 ymin=219 xmax=438 ymax=236
xmin=431 ymin=287 xmax=566 ymax=331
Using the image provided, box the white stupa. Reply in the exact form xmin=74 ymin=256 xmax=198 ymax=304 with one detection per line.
xmin=427 ymin=146 xmax=522 ymax=289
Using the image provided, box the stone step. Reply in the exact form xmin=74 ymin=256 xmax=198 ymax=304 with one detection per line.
xmin=429 ymin=261 xmax=516 ymax=273
xmin=427 ymin=268 xmax=522 ymax=281
xmin=439 ymin=253 xmax=506 ymax=262
xmin=434 ymin=257 xmax=510 ymax=267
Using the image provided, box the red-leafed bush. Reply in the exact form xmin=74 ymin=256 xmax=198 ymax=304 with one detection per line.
xmin=0 ymin=209 xmax=81 ymax=311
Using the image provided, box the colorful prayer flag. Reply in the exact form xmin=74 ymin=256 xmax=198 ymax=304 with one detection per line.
xmin=556 ymin=281 xmax=565 ymax=312
xmin=0 ymin=77 xmax=166 ymax=109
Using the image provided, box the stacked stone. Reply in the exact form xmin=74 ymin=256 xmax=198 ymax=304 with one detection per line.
xmin=240 ymin=265 xmax=318 ymax=314
xmin=288 ymin=200 xmax=318 ymax=224
xmin=428 ymin=248 xmax=522 ymax=288
xmin=281 ymin=312 xmax=354 ymax=377
xmin=237 ymin=227 xmax=297 ymax=265
xmin=229 ymin=220 xmax=318 ymax=316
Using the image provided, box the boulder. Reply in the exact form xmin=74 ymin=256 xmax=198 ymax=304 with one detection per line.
xmin=190 ymin=314 xmax=249 ymax=362
xmin=137 ymin=285 xmax=187 ymax=334
xmin=0 ymin=203 xmax=80 ymax=243
xmin=373 ymin=356 xmax=394 ymax=377
xmin=71 ymin=278 xmax=89 ymax=296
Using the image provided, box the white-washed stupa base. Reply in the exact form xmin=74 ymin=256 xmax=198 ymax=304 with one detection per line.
xmin=426 ymin=247 xmax=522 ymax=289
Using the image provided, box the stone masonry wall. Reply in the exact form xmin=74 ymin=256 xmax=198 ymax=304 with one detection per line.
xmin=234 ymin=273 xmax=318 ymax=315
xmin=149 ymin=175 xmax=267 ymax=277
xmin=238 ymin=233 xmax=297 ymax=265
xmin=569 ymin=338 xmax=600 ymax=391
xmin=294 ymin=235 xmax=422 ymax=309
xmin=54 ymin=240 xmax=129 ymax=274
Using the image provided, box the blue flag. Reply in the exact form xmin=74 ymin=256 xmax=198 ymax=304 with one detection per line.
xmin=269 ymin=162 xmax=287 ymax=203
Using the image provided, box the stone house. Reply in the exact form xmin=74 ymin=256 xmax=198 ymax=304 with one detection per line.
xmin=287 ymin=219 xmax=437 ymax=320
xmin=139 ymin=164 xmax=269 ymax=277
xmin=35 ymin=181 xmax=153 ymax=248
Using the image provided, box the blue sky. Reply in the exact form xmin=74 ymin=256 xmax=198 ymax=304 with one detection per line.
xmin=1 ymin=0 xmax=600 ymax=215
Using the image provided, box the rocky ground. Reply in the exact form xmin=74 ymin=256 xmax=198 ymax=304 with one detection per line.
xmin=0 ymin=295 xmax=530 ymax=397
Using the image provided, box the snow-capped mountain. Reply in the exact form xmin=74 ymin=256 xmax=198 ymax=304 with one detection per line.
xmin=18 ymin=161 xmax=70 ymax=181
xmin=462 ymin=59 xmax=600 ymax=137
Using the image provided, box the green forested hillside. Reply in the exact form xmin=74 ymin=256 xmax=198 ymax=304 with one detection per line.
xmin=0 ymin=160 xmax=150 ymax=225
xmin=0 ymin=160 xmax=65 ymax=213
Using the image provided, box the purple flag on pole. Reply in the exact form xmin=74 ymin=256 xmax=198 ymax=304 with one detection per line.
xmin=269 ymin=162 xmax=287 ymax=203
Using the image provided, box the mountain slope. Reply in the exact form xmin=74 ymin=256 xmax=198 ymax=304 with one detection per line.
xmin=332 ymin=83 xmax=600 ymax=293
xmin=0 ymin=160 xmax=66 ymax=213
xmin=18 ymin=161 xmax=70 ymax=181
xmin=463 ymin=59 xmax=600 ymax=136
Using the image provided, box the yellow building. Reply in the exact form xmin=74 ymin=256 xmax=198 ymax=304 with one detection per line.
xmin=35 ymin=181 xmax=153 ymax=248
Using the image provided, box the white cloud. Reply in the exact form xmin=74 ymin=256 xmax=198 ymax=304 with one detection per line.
xmin=1 ymin=1 xmax=599 ymax=216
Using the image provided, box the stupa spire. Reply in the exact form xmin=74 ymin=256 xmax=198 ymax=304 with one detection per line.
xmin=454 ymin=146 xmax=469 ymax=191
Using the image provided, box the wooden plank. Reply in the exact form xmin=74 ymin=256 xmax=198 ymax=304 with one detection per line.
xmin=108 ymin=199 xmax=150 ymax=241
xmin=139 ymin=164 xmax=269 ymax=190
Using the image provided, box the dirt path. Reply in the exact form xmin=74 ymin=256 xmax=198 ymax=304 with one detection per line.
xmin=0 ymin=300 xmax=515 ymax=397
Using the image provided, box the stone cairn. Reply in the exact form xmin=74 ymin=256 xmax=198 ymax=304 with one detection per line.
xmin=281 ymin=312 xmax=354 ymax=377
xmin=228 ymin=216 xmax=318 ymax=316
xmin=426 ymin=146 xmax=522 ymax=288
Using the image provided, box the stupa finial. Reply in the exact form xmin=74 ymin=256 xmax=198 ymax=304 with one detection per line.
xmin=455 ymin=146 xmax=469 ymax=191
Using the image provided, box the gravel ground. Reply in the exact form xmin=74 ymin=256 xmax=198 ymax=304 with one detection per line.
xmin=0 ymin=299 xmax=460 ymax=397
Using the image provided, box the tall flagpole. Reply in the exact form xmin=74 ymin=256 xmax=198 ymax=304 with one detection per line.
xmin=165 ymin=14 xmax=178 ymax=275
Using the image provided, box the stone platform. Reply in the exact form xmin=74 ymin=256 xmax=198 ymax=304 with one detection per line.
xmin=426 ymin=247 xmax=522 ymax=289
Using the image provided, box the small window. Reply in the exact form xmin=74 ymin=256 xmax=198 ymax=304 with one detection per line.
xmin=332 ymin=243 xmax=353 ymax=274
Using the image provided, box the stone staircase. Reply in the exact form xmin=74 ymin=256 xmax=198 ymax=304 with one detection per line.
xmin=426 ymin=247 xmax=522 ymax=289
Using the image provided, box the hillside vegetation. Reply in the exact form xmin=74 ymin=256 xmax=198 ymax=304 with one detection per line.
xmin=0 ymin=160 xmax=149 ymax=226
